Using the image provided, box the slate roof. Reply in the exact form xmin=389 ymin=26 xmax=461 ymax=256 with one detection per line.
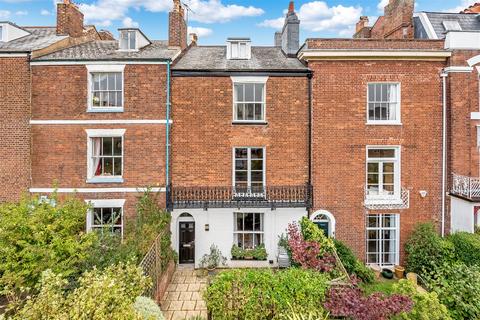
xmin=0 ymin=26 xmax=67 ymax=52
xmin=34 ymin=40 xmax=180 ymax=61
xmin=172 ymin=46 xmax=308 ymax=71
xmin=423 ymin=12 xmax=480 ymax=39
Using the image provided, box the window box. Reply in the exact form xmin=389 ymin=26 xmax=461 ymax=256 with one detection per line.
xmin=231 ymin=244 xmax=268 ymax=261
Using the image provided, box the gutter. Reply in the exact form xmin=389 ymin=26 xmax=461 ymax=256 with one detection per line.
xmin=441 ymin=70 xmax=448 ymax=237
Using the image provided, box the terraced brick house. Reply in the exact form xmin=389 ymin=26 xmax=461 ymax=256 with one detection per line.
xmin=1 ymin=0 xmax=480 ymax=268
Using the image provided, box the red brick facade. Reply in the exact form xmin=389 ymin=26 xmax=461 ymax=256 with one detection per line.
xmin=0 ymin=57 xmax=31 ymax=202
xmin=171 ymin=76 xmax=309 ymax=187
xmin=308 ymin=58 xmax=445 ymax=261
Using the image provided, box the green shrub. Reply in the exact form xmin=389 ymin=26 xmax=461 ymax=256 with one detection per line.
xmin=134 ymin=296 xmax=164 ymax=320
xmin=231 ymin=244 xmax=267 ymax=260
xmin=204 ymin=268 xmax=329 ymax=320
xmin=425 ymin=263 xmax=480 ymax=320
xmin=11 ymin=262 xmax=149 ymax=320
xmin=405 ymin=223 xmax=455 ymax=276
xmin=252 ymin=244 xmax=268 ymax=260
xmin=231 ymin=244 xmax=245 ymax=259
xmin=299 ymin=218 xmax=334 ymax=255
xmin=0 ymin=196 xmax=98 ymax=297
xmin=392 ymin=279 xmax=451 ymax=320
xmin=333 ymin=239 xmax=375 ymax=283
xmin=448 ymin=232 xmax=480 ymax=267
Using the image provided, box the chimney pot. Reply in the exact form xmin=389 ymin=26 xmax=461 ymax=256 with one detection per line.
xmin=190 ymin=33 xmax=198 ymax=44
xmin=356 ymin=16 xmax=369 ymax=33
xmin=288 ymin=1 xmax=295 ymax=13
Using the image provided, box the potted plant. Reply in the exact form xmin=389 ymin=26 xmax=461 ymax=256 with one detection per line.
xmin=244 ymin=248 xmax=254 ymax=260
xmin=200 ymin=244 xmax=226 ymax=272
xmin=394 ymin=265 xmax=405 ymax=279
xmin=252 ymin=244 xmax=268 ymax=261
xmin=231 ymin=244 xmax=245 ymax=260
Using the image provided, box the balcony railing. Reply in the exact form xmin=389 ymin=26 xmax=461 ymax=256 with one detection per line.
xmin=168 ymin=185 xmax=313 ymax=210
xmin=364 ymin=187 xmax=410 ymax=210
xmin=451 ymin=173 xmax=480 ymax=200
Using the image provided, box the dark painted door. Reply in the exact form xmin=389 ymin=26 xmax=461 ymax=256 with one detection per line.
xmin=179 ymin=222 xmax=195 ymax=264
xmin=314 ymin=221 xmax=329 ymax=237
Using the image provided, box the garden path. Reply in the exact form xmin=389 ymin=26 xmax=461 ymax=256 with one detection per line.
xmin=160 ymin=264 xmax=208 ymax=320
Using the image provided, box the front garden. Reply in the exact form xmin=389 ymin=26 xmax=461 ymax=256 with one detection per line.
xmin=204 ymin=218 xmax=463 ymax=320
xmin=0 ymin=191 xmax=175 ymax=319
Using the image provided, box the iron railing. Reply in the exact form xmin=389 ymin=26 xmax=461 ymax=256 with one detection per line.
xmin=452 ymin=173 xmax=480 ymax=200
xmin=364 ymin=187 xmax=410 ymax=210
xmin=168 ymin=184 xmax=313 ymax=209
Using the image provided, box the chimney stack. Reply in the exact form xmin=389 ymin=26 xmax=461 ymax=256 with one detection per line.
xmin=279 ymin=1 xmax=300 ymax=56
xmin=56 ymin=0 xmax=84 ymax=37
xmin=169 ymin=0 xmax=188 ymax=49
xmin=356 ymin=16 xmax=369 ymax=33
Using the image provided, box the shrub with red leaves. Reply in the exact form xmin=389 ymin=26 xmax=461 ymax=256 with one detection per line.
xmin=324 ymin=285 xmax=413 ymax=320
xmin=286 ymin=223 xmax=336 ymax=272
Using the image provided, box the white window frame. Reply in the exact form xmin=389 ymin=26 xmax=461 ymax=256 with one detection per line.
xmin=366 ymin=213 xmax=400 ymax=267
xmin=232 ymin=147 xmax=266 ymax=192
xmin=227 ymin=40 xmax=251 ymax=60
xmin=231 ymin=76 xmax=268 ymax=124
xmin=87 ymin=65 xmax=125 ymax=113
xmin=366 ymin=82 xmax=401 ymax=125
xmin=86 ymin=129 xmax=125 ymax=184
xmin=119 ymin=30 xmax=138 ymax=51
xmin=233 ymin=212 xmax=264 ymax=250
xmin=85 ymin=199 xmax=125 ymax=238
xmin=365 ymin=146 xmax=401 ymax=203
xmin=0 ymin=26 xmax=3 ymax=42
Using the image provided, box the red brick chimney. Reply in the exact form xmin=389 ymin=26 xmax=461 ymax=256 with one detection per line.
xmin=369 ymin=0 xmax=414 ymax=39
xmin=56 ymin=0 xmax=84 ymax=37
xmin=356 ymin=16 xmax=369 ymax=33
xmin=169 ymin=0 xmax=187 ymax=49
xmin=462 ymin=3 xmax=480 ymax=13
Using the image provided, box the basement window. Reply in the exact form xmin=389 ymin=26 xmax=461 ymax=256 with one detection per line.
xmin=86 ymin=199 xmax=125 ymax=238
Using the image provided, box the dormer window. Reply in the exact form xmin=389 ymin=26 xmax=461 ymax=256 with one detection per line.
xmin=227 ymin=38 xmax=251 ymax=60
xmin=119 ymin=30 xmax=137 ymax=50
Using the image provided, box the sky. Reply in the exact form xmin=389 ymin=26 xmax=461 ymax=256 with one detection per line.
xmin=0 ymin=0 xmax=475 ymax=45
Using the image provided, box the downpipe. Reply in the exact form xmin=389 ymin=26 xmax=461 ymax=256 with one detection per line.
xmin=166 ymin=60 xmax=172 ymax=210
xmin=441 ymin=70 xmax=448 ymax=237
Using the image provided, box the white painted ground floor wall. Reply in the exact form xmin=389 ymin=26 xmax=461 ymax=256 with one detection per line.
xmin=171 ymin=207 xmax=307 ymax=268
xmin=451 ymin=196 xmax=478 ymax=233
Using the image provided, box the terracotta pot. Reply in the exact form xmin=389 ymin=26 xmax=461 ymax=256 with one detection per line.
xmin=394 ymin=265 xmax=405 ymax=279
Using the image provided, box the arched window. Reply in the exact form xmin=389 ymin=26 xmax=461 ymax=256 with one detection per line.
xmin=310 ymin=210 xmax=336 ymax=238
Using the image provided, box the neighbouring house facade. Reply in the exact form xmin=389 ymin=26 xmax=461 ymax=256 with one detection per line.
xmin=1 ymin=0 xmax=480 ymax=268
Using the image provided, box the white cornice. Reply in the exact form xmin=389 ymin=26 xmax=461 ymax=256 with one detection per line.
xmin=30 ymin=61 xmax=169 ymax=66
xmin=443 ymin=66 xmax=474 ymax=73
xmin=299 ymin=50 xmax=451 ymax=61
xmin=30 ymin=119 xmax=171 ymax=125
xmin=30 ymin=187 xmax=166 ymax=193
xmin=0 ymin=53 xmax=28 ymax=57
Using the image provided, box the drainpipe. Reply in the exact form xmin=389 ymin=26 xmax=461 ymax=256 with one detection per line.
xmin=441 ymin=70 xmax=448 ymax=237
xmin=307 ymin=71 xmax=313 ymax=213
xmin=166 ymin=59 xmax=172 ymax=210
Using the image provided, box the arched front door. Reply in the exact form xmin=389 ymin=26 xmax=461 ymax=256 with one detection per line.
xmin=178 ymin=213 xmax=195 ymax=264
xmin=310 ymin=210 xmax=336 ymax=238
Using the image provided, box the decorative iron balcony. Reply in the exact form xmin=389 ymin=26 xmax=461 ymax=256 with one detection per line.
xmin=364 ymin=187 xmax=410 ymax=210
xmin=167 ymin=185 xmax=313 ymax=210
xmin=451 ymin=173 xmax=480 ymax=200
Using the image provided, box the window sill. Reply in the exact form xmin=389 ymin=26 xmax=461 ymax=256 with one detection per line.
xmin=87 ymin=108 xmax=124 ymax=113
xmin=366 ymin=121 xmax=402 ymax=126
xmin=232 ymin=121 xmax=268 ymax=126
xmin=86 ymin=177 xmax=124 ymax=184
